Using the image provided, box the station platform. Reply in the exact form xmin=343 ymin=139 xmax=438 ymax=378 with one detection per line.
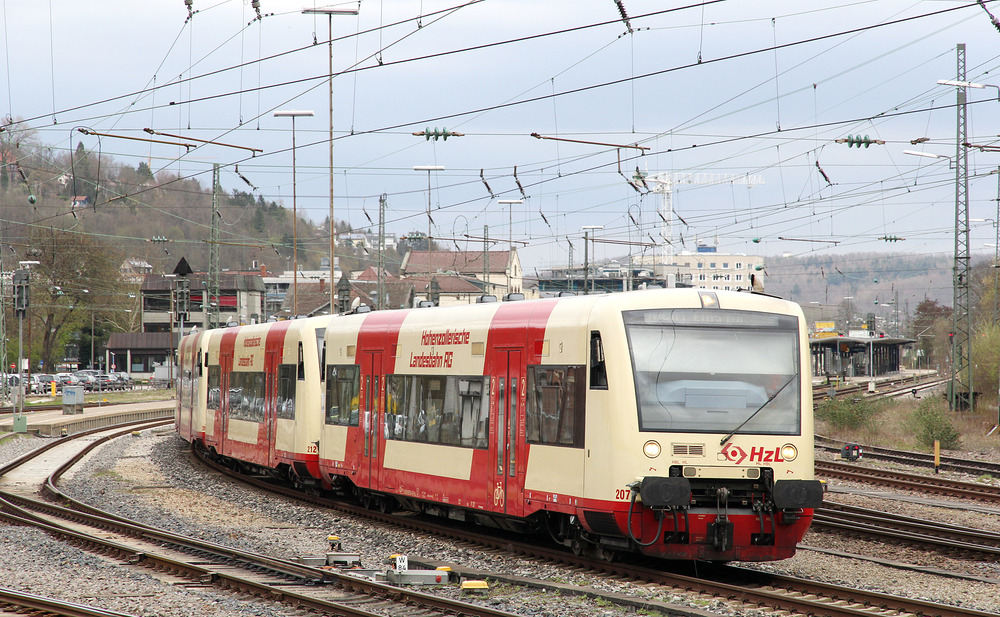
xmin=811 ymin=368 xmax=938 ymax=389
xmin=0 ymin=400 xmax=175 ymax=437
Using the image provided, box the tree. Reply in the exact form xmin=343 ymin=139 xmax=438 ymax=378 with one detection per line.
xmin=137 ymin=161 xmax=154 ymax=184
xmin=71 ymin=142 xmax=98 ymax=203
xmin=909 ymin=299 xmax=952 ymax=371
xmin=26 ymin=227 xmax=125 ymax=370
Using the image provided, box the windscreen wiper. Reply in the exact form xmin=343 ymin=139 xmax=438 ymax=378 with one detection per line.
xmin=719 ymin=374 xmax=797 ymax=447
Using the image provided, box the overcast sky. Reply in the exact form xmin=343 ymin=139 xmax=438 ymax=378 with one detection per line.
xmin=5 ymin=0 xmax=1000 ymax=276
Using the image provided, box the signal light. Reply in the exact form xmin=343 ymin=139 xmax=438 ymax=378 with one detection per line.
xmin=13 ymin=270 xmax=29 ymax=316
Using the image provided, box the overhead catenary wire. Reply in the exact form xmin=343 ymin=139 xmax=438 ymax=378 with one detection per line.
xmin=7 ymin=0 xmax=1000 ymax=272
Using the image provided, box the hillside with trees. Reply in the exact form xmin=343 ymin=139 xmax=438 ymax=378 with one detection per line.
xmin=0 ymin=124 xmax=402 ymax=370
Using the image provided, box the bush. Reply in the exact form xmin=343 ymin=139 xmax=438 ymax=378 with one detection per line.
xmin=815 ymin=397 xmax=885 ymax=430
xmin=912 ymin=398 xmax=961 ymax=450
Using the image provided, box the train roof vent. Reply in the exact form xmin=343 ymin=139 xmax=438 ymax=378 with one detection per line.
xmin=417 ymin=300 xmax=435 ymax=308
xmin=351 ymin=304 xmax=371 ymax=314
xmin=502 ymin=293 xmax=525 ymax=302
xmin=672 ymin=443 xmax=705 ymax=457
xmin=477 ymin=295 xmax=497 ymax=303
xmin=558 ymin=291 xmax=576 ymax=297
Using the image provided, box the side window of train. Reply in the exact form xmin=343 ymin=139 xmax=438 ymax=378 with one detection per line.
xmin=207 ymin=365 xmax=221 ymax=411
xmin=326 ymin=365 xmax=360 ymax=426
xmin=315 ymin=328 xmax=326 ymax=382
xmin=384 ymin=374 xmax=489 ymax=448
xmin=526 ymin=365 xmax=586 ymax=448
xmin=228 ymin=372 xmax=243 ymax=420
xmin=276 ymin=364 xmax=296 ymax=420
xmin=229 ymin=372 xmax=265 ymax=422
xmin=297 ymin=342 xmax=305 ymax=380
xmin=589 ymin=331 xmax=608 ymax=390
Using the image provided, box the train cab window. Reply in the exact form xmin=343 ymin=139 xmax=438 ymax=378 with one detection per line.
xmin=526 ymin=365 xmax=585 ymax=448
xmin=207 ymin=365 xmax=221 ymax=411
xmin=589 ymin=331 xmax=608 ymax=390
xmin=623 ymin=309 xmax=801 ymax=435
xmin=326 ymin=365 xmax=360 ymax=426
xmin=385 ymin=374 xmax=489 ymax=448
xmin=276 ymin=364 xmax=296 ymax=420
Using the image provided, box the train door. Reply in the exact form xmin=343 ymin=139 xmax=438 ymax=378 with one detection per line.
xmin=491 ymin=348 xmax=524 ymax=517
xmin=264 ymin=349 xmax=280 ymax=467
xmin=357 ymin=350 xmax=382 ymax=489
xmin=217 ymin=351 xmax=232 ymax=454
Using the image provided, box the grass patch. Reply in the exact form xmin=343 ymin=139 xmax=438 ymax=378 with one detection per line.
xmin=83 ymin=389 xmax=174 ymax=405
xmin=0 ymin=431 xmax=33 ymax=441
xmin=815 ymin=396 xmax=885 ymax=431
xmin=92 ymin=469 xmax=124 ymax=481
xmin=816 ymin=391 xmax=998 ymax=454
xmin=912 ymin=397 xmax=961 ymax=450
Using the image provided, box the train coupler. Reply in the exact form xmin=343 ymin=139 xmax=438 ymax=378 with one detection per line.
xmin=708 ymin=517 xmax=734 ymax=552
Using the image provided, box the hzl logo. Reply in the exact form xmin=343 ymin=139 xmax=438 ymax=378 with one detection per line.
xmin=721 ymin=443 xmax=785 ymax=465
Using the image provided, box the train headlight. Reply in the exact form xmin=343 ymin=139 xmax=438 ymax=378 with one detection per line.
xmin=780 ymin=443 xmax=798 ymax=461
xmin=643 ymin=440 xmax=661 ymax=458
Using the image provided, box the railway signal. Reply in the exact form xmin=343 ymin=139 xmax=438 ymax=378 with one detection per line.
xmin=13 ymin=270 xmax=28 ymax=317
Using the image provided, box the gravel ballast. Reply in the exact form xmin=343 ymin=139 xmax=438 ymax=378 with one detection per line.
xmin=2 ymin=430 xmax=998 ymax=616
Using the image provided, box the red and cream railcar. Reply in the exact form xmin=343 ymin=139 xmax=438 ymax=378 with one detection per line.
xmin=176 ymin=327 xmax=210 ymax=443
xmin=176 ymin=316 xmax=328 ymax=485
xmin=178 ymin=288 xmax=823 ymax=562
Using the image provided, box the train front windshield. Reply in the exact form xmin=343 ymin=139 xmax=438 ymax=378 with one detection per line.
xmin=624 ymin=309 xmax=801 ymax=435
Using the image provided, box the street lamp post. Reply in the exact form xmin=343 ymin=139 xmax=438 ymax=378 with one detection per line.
xmin=498 ymin=199 xmax=523 ymax=294
xmin=937 ymin=78 xmax=1000 ymax=100
xmin=582 ymin=225 xmax=603 ymax=294
xmin=301 ymin=5 xmax=359 ymax=314
xmin=902 ymin=150 xmax=955 ymax=165
xmin=414 ymin=165 xmax=444 ymax=290
xmin=274 ymin=109 xmax=314 ymax=316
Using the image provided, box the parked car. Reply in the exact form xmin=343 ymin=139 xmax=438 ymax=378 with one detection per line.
xmin=95 ymin=373 xmax=120 ymax=391
xmin=56 ymin=373 xmax=82 ymax=389
xmin=31 ymin=373 xmax=59 ymax=394
xmin=115 ymin=372 xmax=133 ymax=390
xmin=74 ymin=372 xmax=98 ymax=391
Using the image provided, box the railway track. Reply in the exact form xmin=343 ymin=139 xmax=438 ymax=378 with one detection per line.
xmin=814 ymin=459 xmax=1000 ymax=503
xmin=812 ymin=375 xmax=947 ymax=402
xmin=817 ymin=435 xmax=1000 ymax=476
xmin=0 ymin=420 xmax=525 ymax=617
xmin=809 ymin=440 xmax=1000 ymax=563
xmin=814 ymin=500 xmax=1000 ymax=562
xmin=192 ymin=447 xmax=996 ymax=617
xmin=0 ymin=585 xmax=140 ymax=617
